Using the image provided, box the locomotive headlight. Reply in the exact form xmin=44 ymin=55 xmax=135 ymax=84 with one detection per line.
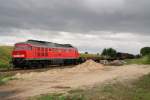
xmin=13 ymin=54 xmax=25 ymax=57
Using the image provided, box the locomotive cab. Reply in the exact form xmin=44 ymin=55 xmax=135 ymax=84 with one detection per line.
xmin=12 ymin=43 xmax=32 ymax=58
xmin=12 ymin=43 xmax=32 ymax=67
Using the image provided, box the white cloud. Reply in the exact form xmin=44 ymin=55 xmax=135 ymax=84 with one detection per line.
xmin=1 ymin=29 xmax=149 ymax=54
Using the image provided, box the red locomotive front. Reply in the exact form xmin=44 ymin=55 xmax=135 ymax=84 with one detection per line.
xmin=12 ymin=43 xmax=32 ymax=58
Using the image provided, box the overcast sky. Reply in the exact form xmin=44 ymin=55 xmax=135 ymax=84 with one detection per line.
xmin=0 ymin=0 xmax=150 ymax=54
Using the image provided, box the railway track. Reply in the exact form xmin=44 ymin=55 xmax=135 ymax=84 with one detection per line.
xmin=0 ymin=65 xmax=76 ymax=76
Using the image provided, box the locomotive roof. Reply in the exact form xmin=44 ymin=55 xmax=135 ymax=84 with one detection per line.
xmin=18 ymin=40 xmax=74 ymax=48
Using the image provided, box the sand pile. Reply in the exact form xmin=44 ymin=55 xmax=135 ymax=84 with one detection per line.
xmin=14 ymin=60 xmax=104 ymax=79
xmin=71 ymin=60 xmax=104 ymax=72
xmin=110 ymin=60 xmax=124 ymax=66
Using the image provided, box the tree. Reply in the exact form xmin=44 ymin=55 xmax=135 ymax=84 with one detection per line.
xmin=101 ymin=48 xmax=107 ymax=56
xmin=140 ymin=47 xmax=150 ymax=56
xmin=101 ymin=48 xmax=117 ymax=58
xmin=85 ymin=52 xmax=88 ymax=54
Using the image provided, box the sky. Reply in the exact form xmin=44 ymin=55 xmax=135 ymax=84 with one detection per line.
xmin=0 ymin=0 xmax=150 ymax=54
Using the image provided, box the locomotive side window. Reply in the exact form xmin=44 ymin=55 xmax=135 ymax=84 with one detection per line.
xmin=63 ymin=49 xmax=66 ymax=52
xmin=45 ymin=48 xmax=48 ymax=56
xmin=66 ymin=49 xmax=70 ymax=52
xmin=46 ymin=49 xmax=48 ymax=56
xmin=42 ymin=48 xmax=44 ymax=51
xmin=49 ymin=48 xmax=51 ymax=51
xmin=38 ymin=47 xmax=40 ymax=51
xmin=52 ymin=48 xmax=55 ymax=52
xmin=53 ymin=48 xmax=57 ymax=52
xmin=69 ymin=49 xmax=72 ymax=52
xmin=57 ymin=48 xmax=60 ymax=52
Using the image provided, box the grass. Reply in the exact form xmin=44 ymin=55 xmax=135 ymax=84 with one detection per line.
xmin=30 ymin=93 xmax=84 ymax=100
xmin=0 ymin=46 xmax=13 ymax=69
xmin=80 ymin=53 xmax=100 ymax=58
xmin=95 ymin=74 xmax=150 ymax=100
xmin=31 ymin=73 xmax=150 ymax=100
xmin=126 ymin=55 xmax=150 ymax=65
xmin=0 ymin=75 xmax=16 ymax=85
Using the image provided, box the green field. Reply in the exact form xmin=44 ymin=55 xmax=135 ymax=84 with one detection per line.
xmin=0 ymin=46 xmax=13 ymax=68
xmin=31 ymin=73 xmax=150 ymax=100
xmin=126 ymin=55 xmax=150 ymax=65
xmin=80 ymin=53 xmax=101 ymax=58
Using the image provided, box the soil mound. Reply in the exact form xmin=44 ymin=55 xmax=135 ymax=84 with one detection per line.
xmin=71 ymin=60 xmax=104 ymax=72
xmin=14 ymin=60 xmax=103 ymax=79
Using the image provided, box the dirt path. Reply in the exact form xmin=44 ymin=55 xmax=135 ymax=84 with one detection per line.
xmin=0 ymin=62 xmax=150 ymax=100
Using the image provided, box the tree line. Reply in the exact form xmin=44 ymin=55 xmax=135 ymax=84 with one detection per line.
xmin=101 ymin=47 xmax=150 ymax=59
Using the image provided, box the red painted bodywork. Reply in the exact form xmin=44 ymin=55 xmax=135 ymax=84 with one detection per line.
xmin=12 ymin=43 xmax=80 ymax=60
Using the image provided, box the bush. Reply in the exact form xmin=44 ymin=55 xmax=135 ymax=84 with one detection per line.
xmin=140 ymin=47 xmax=150 ymax=56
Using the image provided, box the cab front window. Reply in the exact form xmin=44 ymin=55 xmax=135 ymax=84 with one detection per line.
xmin=15 ymin=45 xmax=32 ymax=50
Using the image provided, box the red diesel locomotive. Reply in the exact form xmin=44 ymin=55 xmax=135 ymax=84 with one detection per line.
xmin=12 ymin=40 xmax=80 ymax=68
